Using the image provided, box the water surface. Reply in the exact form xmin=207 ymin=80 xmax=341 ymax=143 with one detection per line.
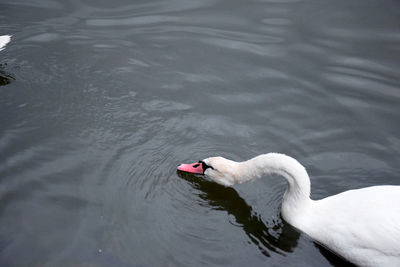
xmin=1 ymin=0 xmax=400 ymax=266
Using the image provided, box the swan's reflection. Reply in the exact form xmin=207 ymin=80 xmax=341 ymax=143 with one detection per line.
xmin=177 ymin=170 xmax=300 ymax=257
xmin=178 ymin=171 xmax=356 ymax=266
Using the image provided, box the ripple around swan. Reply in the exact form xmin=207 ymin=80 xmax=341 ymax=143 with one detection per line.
xmin=174 ymin=171 xmax=300 ymax=259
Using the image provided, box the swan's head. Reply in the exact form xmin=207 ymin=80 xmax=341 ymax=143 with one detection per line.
xmin=178 ymin=156 xmax=241 ymax=186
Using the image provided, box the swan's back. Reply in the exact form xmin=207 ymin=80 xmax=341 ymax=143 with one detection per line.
xmin=303 ymin=186 xmax=400 ymax=266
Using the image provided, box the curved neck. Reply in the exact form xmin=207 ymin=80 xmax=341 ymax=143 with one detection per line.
xmin=238 ymin=153 xmax=312 ymax=222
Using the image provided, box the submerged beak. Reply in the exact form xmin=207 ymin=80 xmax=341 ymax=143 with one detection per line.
xmin=177 ymin=162 xmax=204 ymax=174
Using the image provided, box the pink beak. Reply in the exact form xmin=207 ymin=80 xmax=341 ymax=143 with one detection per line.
xmin=177 ymin=162 xmax=204 ymax=174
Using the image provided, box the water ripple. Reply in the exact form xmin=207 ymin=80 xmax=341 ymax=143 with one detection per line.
xmin=1 ymin=0 xmax=400 ymax=266
xmin=87 ymin=15 xmax=180 ymax=27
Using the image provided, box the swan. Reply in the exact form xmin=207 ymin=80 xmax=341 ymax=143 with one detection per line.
xmin=0 ymin=35 xmax=11 ymax=51
xmin=178 ymin=153 xmax=400 ymax=266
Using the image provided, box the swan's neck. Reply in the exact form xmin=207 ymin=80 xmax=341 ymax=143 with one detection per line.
xmin=239 ymin=153 xmax=312 ymax=222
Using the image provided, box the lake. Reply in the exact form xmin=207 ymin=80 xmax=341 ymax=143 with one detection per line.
xmin=1 ymin=0 xmax=399 ymax=266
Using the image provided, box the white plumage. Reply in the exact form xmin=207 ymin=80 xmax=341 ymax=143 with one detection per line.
xmin=0 ymin=35 xmax=11 ymax=51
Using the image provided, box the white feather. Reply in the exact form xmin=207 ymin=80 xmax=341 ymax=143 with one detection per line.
xmin=0 ymin=35 xmax=11 ymax=51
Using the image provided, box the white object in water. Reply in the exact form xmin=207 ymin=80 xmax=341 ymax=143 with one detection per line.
xmin=0 ymin=35 xmax=11 ymax=51
xmin=178 ymin=153 xmax=400 ymax=266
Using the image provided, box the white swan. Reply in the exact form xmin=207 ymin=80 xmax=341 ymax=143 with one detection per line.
xmin=178 ymin=153 xmax=400 ymax=266
xmin=0 ymin=35 xmax=11 ymax=51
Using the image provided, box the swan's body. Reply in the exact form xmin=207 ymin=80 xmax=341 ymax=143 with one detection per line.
xmin=178 ymin=153 xmax=400 ymax=266
xmin=0 ymin=35 xmax=11 ymax=51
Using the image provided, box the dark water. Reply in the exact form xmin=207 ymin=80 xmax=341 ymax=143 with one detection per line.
xmin=1 ymin=0 xmax=400 ymax=266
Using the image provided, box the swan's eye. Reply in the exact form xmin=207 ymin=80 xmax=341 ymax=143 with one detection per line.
xmin=201 ymin=161 xmax=214 ymax=172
